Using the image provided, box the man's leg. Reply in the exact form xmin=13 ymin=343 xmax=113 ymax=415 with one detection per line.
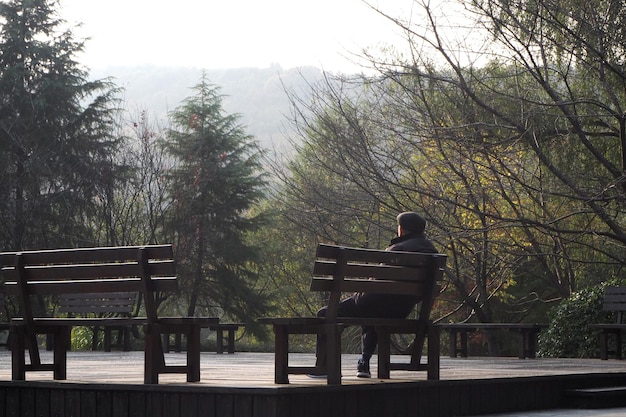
xmin=361 ymin=325 xmax=377 ymax=360
xmin=354 ymin=295 xmax=417 ymax=378
xmin=357 ymin=326 xmax=376 ymax=378
xmin=315 ymin=297 xmax=360 ymax=367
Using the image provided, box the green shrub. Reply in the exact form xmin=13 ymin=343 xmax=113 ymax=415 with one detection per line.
xmin=538 ymin=281 xmax=623 ymax=358
xmin=71 ymin=326 xmax=96 ymax=351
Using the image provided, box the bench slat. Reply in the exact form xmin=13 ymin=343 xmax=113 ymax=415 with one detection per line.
xmin=601 ymin=287 xmax=626 ymax=315
xmin=316 ymin=244 xmax=441 ymax=267
xmin=1 ymin=260 xmax=175 ymax=282
xmin=4 ymin=277 xmax=177 ymax=295
xmin=310 ymin=277 xmax=426 ymax=294
xmin=57 ymin=292 xmax=136 ymax=315
xmin=59 ymin=298 xmax=134 ymax=304
xmin=58 ymin=307 xmax=132 ymax=314
xmin=0 ymin=244 xmax=173 ymax=264
xmin=313 ymin=260 xmax=433 ymax=281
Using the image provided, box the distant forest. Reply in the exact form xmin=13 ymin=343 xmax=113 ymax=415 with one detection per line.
xmin=90 ymin=65 xmax=326 ymax=151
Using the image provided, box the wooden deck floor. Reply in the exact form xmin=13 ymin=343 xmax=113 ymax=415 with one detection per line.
xmin=1 ymin=350 xmax=625 ymax=387
xmin=2 ymin=350 xmax=626 ymax=417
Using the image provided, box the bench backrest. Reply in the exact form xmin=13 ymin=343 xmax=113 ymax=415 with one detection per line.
xmin=0 ymin=245 xmax=176 ymax=325
xmin=58 ymin=292 xmax=137 ymax=318
xmin=310 ymin=244 xmax=446 ymax=321
xmin=603 ymin=286 xmax=626 ymax=323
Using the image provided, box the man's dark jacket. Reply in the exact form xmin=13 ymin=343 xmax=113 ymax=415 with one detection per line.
xmin=387 ymin=232 xmax=438 ymax=253
xmin=353 ymin=232 xmax=438 ymax=316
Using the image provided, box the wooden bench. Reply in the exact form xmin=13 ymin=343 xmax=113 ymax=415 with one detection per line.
xmin=212 ymin=323 xmax=244 ymax=354
xmin=260 ymin=244 xmax=446 ymax=385
xmin=439 ymin=323 xmax=548 ymax=359
xmin=57 ymin=292 xmax=137 ymax=351
xmin=590 ymin=286 xmax=626 ymax=360
xmin=162 ymin=323 xmax=244 ymax=354
xmin=0 ymin=244 xmax=219 ymax=384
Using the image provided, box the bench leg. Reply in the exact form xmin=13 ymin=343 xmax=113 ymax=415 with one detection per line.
xmin=598 ymin=330 xmax=623 ymax=360
xmin=104 ymin=327 xmax=112 ymax=352
xmin=526 ymin=330 xmax=540 ymax=359
xmin=447 ymin=329 xmax=457 ymax=358
xmin=11 ymin=325 xmax=26 ymax=380
xmin=53 ymin=327 xmax=70 ymax=380
xmin=102 ymin=326 xmax=131 ymax=352
xmin=273 ymin=325 xmax=289 ymax=384
xmin=46 ymin=333 xmax=53 ymax=351
xmin=459 ymin=330 xmax=468 ymax=357
xmin=376 ymin=327 xmax=391 ymax=379
xmin=227 ymin=328 xmax=236 ymax=354
xmin=161 ymin=332 xmax=182 ymax=352
xmin=144 ymin=324 xmax=164 ymax=384
xmin=516 ymin=331 xmax=526 ymax=359
xmin=123 ymin=326 xmax=132 ymax=351
xmin=175 ymin=333 xmax=182 ymax=352
xmin=326 ymin=324 xmax=341 ymax=385
xmin=599 ymin=331 xmax=609 ymax=360
xmin=93 ymin=326 xmax=100 ymax=351
xmin=186 ymin=325 xmax=201 ymax=382
xmin=162 ymin=333 xmax=170 ymax=353
xmin=427 ymin=325 xmax=440 ymax=380
xmin=216 ymin=328 xmax=224 ymax=354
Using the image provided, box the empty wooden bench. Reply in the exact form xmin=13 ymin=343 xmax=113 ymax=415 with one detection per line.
xmin=0 ymin=244 xmax=219 ymax=384
xmin=590 ymin=286 xmax=626 ymax=360
xmin=439 ymin=323 xmax=548 ymax=359
xmin=260 ymin=244 xmax=446 ymax=385
xmin=163 ymin=323 xmax=244 ymax=354
xmin=212 ymin=323 xmax=244 ymax=354
xmin=57 ymin=292 xmax=137 ymax=351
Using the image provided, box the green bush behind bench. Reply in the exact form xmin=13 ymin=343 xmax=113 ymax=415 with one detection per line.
xmin=539 ymin=280 xmax=625 ymax=358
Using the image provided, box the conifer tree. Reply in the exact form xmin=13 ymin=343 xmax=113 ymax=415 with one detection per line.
xmin=162 ymin=73 xmax=268 ymax=324
xmin=0 ymin=0 xmax=122 ymax=250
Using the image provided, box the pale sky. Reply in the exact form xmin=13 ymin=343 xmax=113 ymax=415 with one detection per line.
xmin=59 ymin=0 xmax=415 ymax=73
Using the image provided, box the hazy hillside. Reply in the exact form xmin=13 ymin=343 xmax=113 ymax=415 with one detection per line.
xmin=89 ymin=65 xmax=325 ymax=152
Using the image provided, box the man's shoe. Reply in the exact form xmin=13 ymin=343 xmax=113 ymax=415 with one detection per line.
xmin=356 ymin=358 xmax=371 ymax=378
xmin=306 ymin=373 xmax=327 ymax=379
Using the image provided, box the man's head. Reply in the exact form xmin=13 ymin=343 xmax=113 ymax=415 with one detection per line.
xmin=396 ymin=211 xmax=426 ymax=236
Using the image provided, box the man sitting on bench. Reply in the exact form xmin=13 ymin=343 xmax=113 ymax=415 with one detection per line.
xmin=311 ymin=211 xmax=438 ymax=378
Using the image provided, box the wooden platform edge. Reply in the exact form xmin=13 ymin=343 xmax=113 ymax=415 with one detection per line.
xmin=2 ymin=372 xmax=626 ymax=417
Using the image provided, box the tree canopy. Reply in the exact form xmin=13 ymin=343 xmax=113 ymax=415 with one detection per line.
xmin=268 ymin=0 xmax=626 ymax=355
xmin=161 ymin=74 xmax=269 ymax=328
xmin=0 ymin=0 xmax=122 ymax=250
